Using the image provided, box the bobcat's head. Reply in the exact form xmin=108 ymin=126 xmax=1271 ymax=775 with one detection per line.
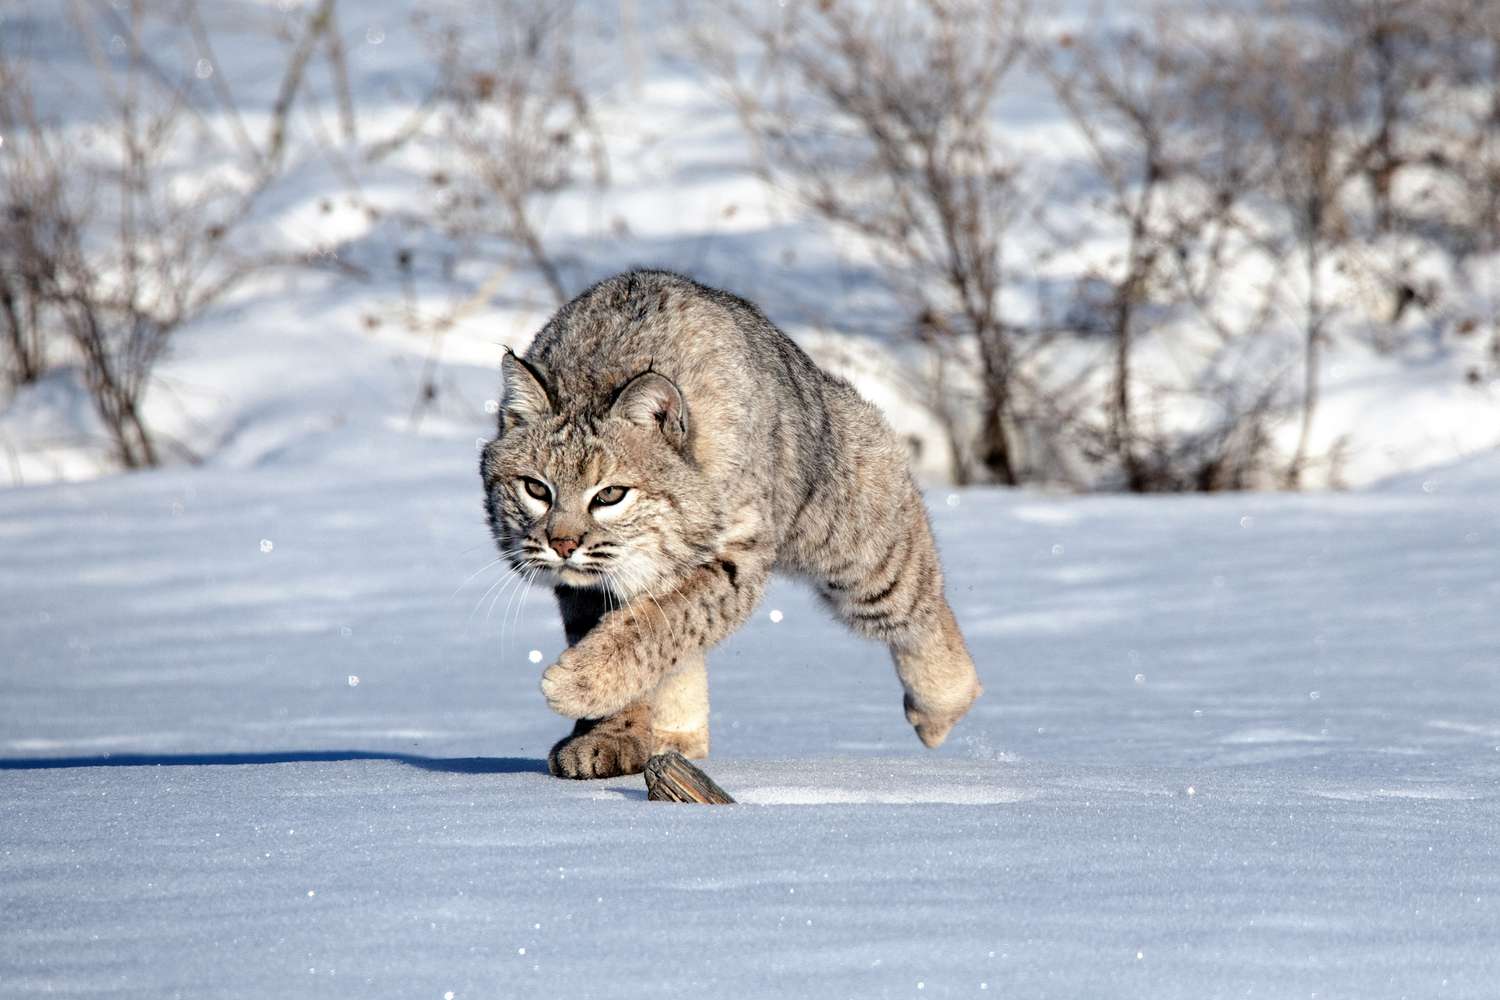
xmin=480 ymin=352 xmax=718 ymax=599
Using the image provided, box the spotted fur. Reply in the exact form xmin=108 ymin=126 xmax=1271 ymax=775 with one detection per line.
xmin=480 ymin=271 xmax=981 ymax=778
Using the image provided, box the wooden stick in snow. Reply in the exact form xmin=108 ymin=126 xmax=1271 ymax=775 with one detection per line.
xmin=643 ymin=751 xmax=735 ymax=804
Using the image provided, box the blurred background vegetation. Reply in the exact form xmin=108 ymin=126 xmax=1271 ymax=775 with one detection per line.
xmin=2 ymin=0 xmax=1497 ymax=490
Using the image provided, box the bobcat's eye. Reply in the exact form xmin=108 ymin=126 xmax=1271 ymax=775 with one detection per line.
xmin=591 ymin=485 xmax=629 ymax=508
xmin=519 ymin=477 xmax=551 ymax=503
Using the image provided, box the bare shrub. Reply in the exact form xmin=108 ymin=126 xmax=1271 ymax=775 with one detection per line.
xmin=0 ymin=75 xmax=56 ymax=388
xmin=694 ymin=0 xmax=1032 ymax=485
xmin=0 ymin=2 xmax=285 ymax=469
xmin=1229 ymin=0 xmax=1500 ymax=482
xmin=418 ymin=0 xmax=608 ymax=309
xmin=699 ymin=0 xmax=1500 ymax=491
xmin=1209 ymin=6 xmax=1407 ymax=485
xmin=1041 ymin=18 xmax=1285 ymax=490
xmin=1406 ymin=0 xmax=1500 ymax=373
xmin=258 ymin=0 xmax=358 ymax=177
xmin=350 ymin=0 xmax=610 ymax=427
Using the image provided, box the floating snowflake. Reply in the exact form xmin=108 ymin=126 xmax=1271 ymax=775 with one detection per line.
xmin=259 ymin=539 xmax=274 ymax=554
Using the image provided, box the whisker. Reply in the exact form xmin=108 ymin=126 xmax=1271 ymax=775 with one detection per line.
xmin=504 ymin=566 xmax=542 ymax=649
xmin=451 ymin=556 xmax=504 ymax=599
xmin=624 ymin=583 xmax=642 ymax=637
xmin=470 ymin=565 xmax=517 ymax=622
xmin=618 ymin=561 xmax=672 ymax=642
xmin=492 ymin=564 xmax=528 ymax=625
xmin=480 ymin=573 xmax=519 ymax=625
xmin=606 ymin=564 xmax=640 ymax=635
xmin=500 ymin=566 xmax=528 ymax=641
xmin=498 ymin=561 xmax=539 ymax=633
xmin=615 ymin=558 xmax=673 ymax=640
xmin=486 ymin=558 xmax=539 ymax=626
xmin=640 ymin=581 xmax=674 ymax=642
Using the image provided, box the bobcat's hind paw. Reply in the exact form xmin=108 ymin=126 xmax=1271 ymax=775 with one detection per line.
xmin=904 ymin=683 xmax=982 ymax=748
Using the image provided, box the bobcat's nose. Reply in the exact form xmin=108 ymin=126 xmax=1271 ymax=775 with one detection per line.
xmin=549 ymin=536 xmax=580 ymax=560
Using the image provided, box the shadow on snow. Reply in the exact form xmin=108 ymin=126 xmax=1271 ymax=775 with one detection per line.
xmin=0 ymin=751 xmax=548 ymax=774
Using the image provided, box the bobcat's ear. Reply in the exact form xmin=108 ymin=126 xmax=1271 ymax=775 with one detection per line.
xmin=610 ymin=370 xmax=688 ymax=451
xmin=499 ymin=350 xmax=553 ymax=432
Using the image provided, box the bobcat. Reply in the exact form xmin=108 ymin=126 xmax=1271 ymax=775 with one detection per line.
xmin=480 ymin=271 xmax=982 ymax=778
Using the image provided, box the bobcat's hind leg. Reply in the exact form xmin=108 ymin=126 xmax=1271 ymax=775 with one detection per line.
xmin=650 ymin=653 xmax=709 ymax=759
xmin=891 ymin=600 xmax=982 ymax=748
xmin=808 ymin=480 xmax=982 ymax=748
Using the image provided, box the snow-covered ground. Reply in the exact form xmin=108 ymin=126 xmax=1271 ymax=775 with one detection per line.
xmin=3 ymin=433 xmax=1498 ymax=998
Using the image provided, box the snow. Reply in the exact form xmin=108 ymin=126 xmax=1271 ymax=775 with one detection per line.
xmin=4 ymin=436 xmax=1499 ymax=997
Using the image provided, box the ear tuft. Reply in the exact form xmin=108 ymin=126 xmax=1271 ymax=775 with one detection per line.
xmin=610 ymin=371 xmax=688 ymax=450
xmin=499 ymin=351 xmax=553 ymax=432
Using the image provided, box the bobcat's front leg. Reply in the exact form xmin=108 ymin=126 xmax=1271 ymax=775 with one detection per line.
xmin=547 ymin=700 xmax=653 ymax=779
xmin=546 ymin=660 xmax=709 ymax=779
xmin=541 ymin=544 xmax=768 ymax=720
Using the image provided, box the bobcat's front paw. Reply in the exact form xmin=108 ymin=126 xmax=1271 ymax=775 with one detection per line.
xmin=540 ymin=644 xmax=631 ymax=719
